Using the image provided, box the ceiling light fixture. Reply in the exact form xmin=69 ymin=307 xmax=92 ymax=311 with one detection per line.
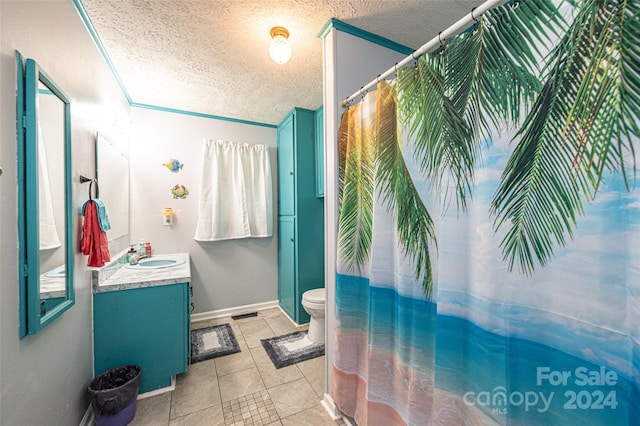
xmin=269 ymin=26 xmax=292 ymax=64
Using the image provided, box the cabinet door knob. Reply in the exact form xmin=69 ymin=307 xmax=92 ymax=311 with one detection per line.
xmin=290 ymin=237 xmax=294 ymax=242
xmin=289 ymin=171 xmax=293 ymax=175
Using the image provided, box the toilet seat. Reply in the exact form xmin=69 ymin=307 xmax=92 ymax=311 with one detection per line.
xmin=302 ymin=288 xmax=325 ymax=304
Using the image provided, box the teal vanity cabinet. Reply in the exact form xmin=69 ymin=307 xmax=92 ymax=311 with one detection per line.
xmin=277 ymin=108 xmax=324 ymax=324
xmin=93 ymin=280 xmax=191 ymax=394
xmin=94 ymin=283 xmax=190 ymax=393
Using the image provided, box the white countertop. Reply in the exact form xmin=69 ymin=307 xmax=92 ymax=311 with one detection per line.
xmin=40 ymin=276 xmax=65 ymax=299
xmin=93 ymin=253 xmax=191 ymax=293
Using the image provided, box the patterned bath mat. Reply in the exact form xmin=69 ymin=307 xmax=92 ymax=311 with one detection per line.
xmin=260 ymin=330 xmax=324 ymax=369
xmin=191 ymin=323 xmax=240 ymax=364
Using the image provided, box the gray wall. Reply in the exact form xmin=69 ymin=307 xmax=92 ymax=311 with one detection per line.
xmin=0 ymin=1 xmax=130 ymax=424
xmin=130 ymin=107 xmax=278 ymax=314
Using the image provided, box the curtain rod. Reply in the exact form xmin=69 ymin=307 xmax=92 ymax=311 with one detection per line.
xmin=341 ymin=0 xmax=510 ymax=107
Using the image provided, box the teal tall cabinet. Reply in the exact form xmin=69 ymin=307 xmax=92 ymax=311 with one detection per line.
xmin=277 ymin=108 xmax=324 ymax=324
xmin=315 ymin=107 xmax=324 ymax=198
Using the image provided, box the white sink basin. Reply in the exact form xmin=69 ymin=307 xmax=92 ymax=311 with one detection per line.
xmin=126 ymin=257 xmax=185 ymax=269
xmin=44 ymin=265 xmax=66 ymax=278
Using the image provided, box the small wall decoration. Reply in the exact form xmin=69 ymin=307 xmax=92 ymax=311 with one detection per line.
xmin=171 ymin=184 xmax=189 ymax=199
xmin=163 ymin=158 xmax=184 ymax=173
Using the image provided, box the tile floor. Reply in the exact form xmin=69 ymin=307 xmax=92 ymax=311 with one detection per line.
xmin=128 ymin=307 xmax=346 ymax=426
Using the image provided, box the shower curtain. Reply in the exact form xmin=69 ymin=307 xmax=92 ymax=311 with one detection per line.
xmin=332 ymin=2 xmax=640 ymax=425
xmin=194 ymin=139 xmax=273 ymax=241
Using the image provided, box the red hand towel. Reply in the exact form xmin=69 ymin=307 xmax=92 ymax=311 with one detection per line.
xmin=81 ymin=200 xmax=111 ymax=267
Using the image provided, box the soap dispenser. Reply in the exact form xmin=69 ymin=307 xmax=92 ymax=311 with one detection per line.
xmin=129 ymin=246 xmax=139 ymax=265
xmin=126 ymin=245 xmax=136 ymax=263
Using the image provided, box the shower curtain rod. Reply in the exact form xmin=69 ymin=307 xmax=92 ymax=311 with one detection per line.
xmin=341 ymin=0 xmax=510 ymax=107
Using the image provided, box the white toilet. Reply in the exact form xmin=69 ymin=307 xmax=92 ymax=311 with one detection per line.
xmin=301 ymin=288 xmax=326 ymax=343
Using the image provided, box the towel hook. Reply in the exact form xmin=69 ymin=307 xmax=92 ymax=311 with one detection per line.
xmin=80 ymin=175 xmax=99 ymax=200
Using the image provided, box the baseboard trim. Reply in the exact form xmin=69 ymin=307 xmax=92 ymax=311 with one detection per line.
xmin=279 ymin=305 xmax=310 ymax=328
xmin=321 ymin=393 xmax=344 ymax=421
xmin=79 ymin=404 xmax=94 ymax=426
xmin=138 ymin=375 xmax=176 ymax=399
xmin=343 ymin=416 xmax=356 ymax=426
xmin=190 ymin=300 xmax=279 ymax=322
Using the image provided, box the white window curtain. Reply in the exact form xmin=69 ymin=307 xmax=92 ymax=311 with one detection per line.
xmin=194 ymin=139 xmax=273 ymax=241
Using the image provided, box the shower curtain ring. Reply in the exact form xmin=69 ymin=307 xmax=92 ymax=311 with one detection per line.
xmin=411 ymin=52 xmax=420 ymax=68
xmin=471 ymin=7 xmax=479 ymax=22
xmin=438 ymin=31 xmax=446 ymax=55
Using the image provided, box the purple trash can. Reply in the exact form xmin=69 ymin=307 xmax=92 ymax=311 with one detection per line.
xmin=88 ymin=365 xmax=141 ymax=426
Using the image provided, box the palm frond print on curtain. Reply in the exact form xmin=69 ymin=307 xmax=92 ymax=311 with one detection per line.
xmin=338 ymin=82 xmax=437 ymax=296
xmin=333 ymin=0 xmax=640 ymax=425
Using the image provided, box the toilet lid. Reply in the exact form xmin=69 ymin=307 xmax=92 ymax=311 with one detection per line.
xmin=304 ymin=288 xmax=325 ymax=304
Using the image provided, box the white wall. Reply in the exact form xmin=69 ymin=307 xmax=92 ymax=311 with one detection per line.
xmin=130 ymin=108 xmax=279 ymax=313
xmin=322 ymin=28 xmax=407 ymax=398
xmin=0 ymin=1 xmax=130 ymax=424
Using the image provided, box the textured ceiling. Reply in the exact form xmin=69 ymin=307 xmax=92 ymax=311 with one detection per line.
xmin=81 ymin=0 xmax=484 ymax=125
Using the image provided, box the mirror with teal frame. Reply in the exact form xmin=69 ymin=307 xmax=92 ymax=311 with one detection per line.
xmin=17 ymin=51 xmax=74 ymax=337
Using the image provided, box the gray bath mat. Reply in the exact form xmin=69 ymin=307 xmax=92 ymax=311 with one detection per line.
xmin=260 ymin=330 xmax=324 ymax=369
xmin=191 ymin=323 xmax=240 ymax=364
